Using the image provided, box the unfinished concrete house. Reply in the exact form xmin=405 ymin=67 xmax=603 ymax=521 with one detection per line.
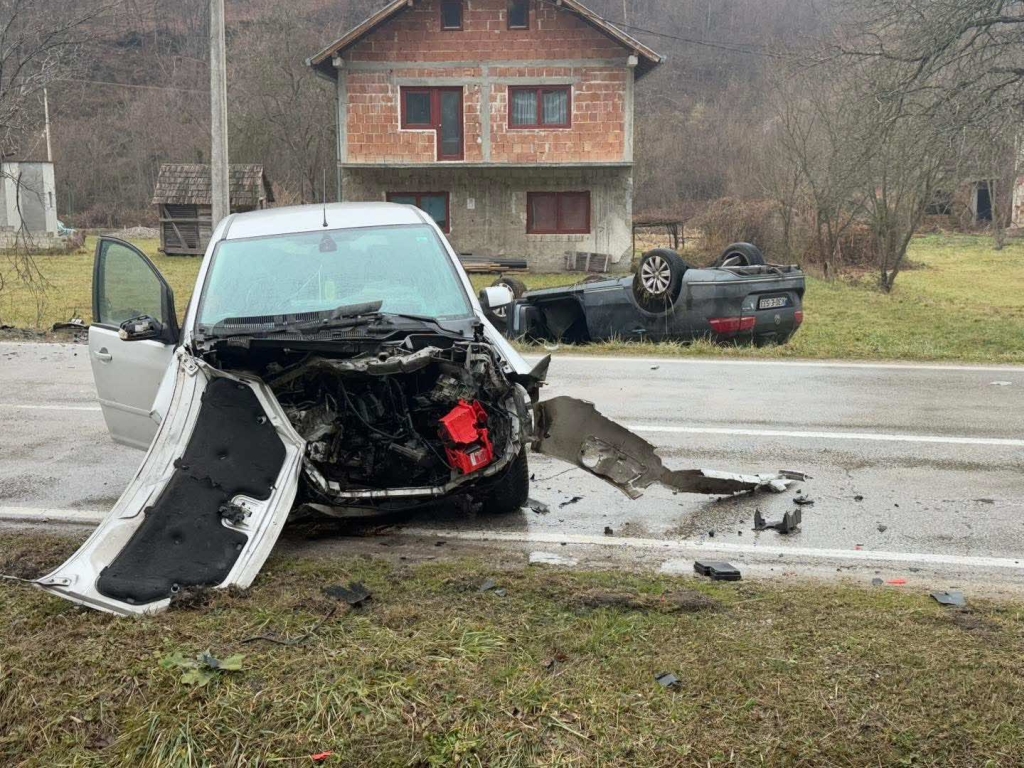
xmin=307 ymin=0 xmax=663 ymax=271
xmin=153 ymin=164 xmax=273 ymax=256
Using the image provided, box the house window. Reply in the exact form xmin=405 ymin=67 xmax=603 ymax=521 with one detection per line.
xmin=508 ymin=86 xmax=571 ymax=128
xmin=387 ymin=192 xmax=451 ymax=232
xmin=402 ymin=89 xmax=433 ymax=127
xmin=527 ymin=192 xmax=590 ymax=234
xmin=400 ymin=87 xmax=464 ymax=160
xmin=440 ymin=0 xmax=462 ymax=30
xmin=508 ymin=0 xmax=529 ymax=29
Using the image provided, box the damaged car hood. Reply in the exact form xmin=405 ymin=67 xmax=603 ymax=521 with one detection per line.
xmin=36 ymin=350 xmax=306 ymax=615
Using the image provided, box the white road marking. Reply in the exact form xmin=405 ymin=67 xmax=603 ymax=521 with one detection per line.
xmin=0 ymin=403 xmax=100 ymax=411
xmin=625 ymin=424 xmax=1024 ymax=448
xmin=405 ymin=528 xmax=1024 ymax=570
xmin=535 ymin=355 xmax=1024 ymax=373
xmin=3 ymin=507 xmax=1020 ymax=572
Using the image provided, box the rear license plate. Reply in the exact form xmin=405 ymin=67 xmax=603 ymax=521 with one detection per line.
xmin=758 ymin=296 xmax=789 ymax=310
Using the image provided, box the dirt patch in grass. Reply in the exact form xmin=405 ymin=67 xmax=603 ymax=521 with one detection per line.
xmin=3 ymin=531 xmax=1024 ymax=766
xmin=0 ymin=533 xmax=79 ymax=579
xmin=572 ymin=587 xmax=721 ymax=614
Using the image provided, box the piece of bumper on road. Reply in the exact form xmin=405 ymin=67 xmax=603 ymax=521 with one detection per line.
xmin=532 ymin=396 xmax=796 ymax=498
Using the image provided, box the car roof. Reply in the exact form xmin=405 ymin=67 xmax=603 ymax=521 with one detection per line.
xmin=222 ymin=202 xmax=429 ymax=240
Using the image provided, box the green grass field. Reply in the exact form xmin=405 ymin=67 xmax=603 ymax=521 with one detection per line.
xmin=2 ymin=532 xmax=1023 ymax=766
xmin=3 ymin=233 xmax=1022 ymax=363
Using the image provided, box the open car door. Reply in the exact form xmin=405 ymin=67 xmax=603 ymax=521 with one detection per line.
xmin=37 ymin=352 xmax=306 ymax=615
xmin=90 ymin=237 xmax=178 ymax=450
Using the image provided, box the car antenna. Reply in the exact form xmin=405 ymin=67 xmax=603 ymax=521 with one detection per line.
xmin=322 ymin=169 xmax=328 ymax=227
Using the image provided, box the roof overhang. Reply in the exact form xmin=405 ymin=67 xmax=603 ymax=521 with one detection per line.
xmin=307 ymin=0 xmax=664 ymax=80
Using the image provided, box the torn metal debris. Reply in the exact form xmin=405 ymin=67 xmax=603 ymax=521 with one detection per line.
xmin=754 ymin=508 xmax=802 ymax=534
xmin=533 ymin=397 xmax=797 ymax=499
xmin=931 ymin=590 xmax=967 ymax=608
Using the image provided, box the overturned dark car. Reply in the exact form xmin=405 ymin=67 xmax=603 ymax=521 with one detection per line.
xmin=37 ymin=205 xmax=799 ymax=615
xmin=504 ymin=244 xmax=805 ymax=346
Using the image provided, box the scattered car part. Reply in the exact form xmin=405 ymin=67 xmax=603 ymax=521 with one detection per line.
xmin=931 ymin=591 xmax=967 ymax=608
xmin=478 ymin=579 xmax=498 ymax=593
xmin=793 ymin=494 xmax=815 ymax=506
xmin=655 ymin=672 xmax=682 ymax=690
xmin=533 ymin=397 xmax=795 ymax=499
xmin=526 ymin=498 xmax=550 ymax=515
xmin=779 ymin=469 xmax=812 ymax=481
xmin=693 ymin=561 xmax=742 ymax=581
xmin=754 ymin=508 xmax=802 ymax=534
xmin=324 ymin=582 xmax=372 ymax=606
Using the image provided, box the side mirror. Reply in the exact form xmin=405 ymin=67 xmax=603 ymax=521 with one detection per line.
xmin=479 ymin=285 xmax=514 ymax=313
xmin=119 ymin=315 xmax=164 ymax=342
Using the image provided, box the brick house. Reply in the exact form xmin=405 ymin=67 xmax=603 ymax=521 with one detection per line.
xmin=308 ymin=0 xmax=662 ymax=271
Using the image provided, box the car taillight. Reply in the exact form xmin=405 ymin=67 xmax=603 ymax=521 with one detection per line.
xmin=794 ymin=310 xmax=804 ymax=326
xmin=709 ymin=316 xmax=756 ymax=334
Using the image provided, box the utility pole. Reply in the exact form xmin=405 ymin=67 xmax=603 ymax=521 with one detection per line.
xmin=210 ymin=0 xmax=230 ymax=226
xmin=42 ymin=88 xmax=53 ymax=162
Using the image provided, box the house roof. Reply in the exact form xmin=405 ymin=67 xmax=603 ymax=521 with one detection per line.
xmin=151 ymin=164 xmax=274 ymax=207
xmin=307 ymin=0 xmax=664 ymax=79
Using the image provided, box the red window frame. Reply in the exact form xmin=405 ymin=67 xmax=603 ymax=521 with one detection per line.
xmin=386 ymin=191 xmax=451 ymax=233
xmin=399 ymin=87 xmax=464 ymax=160
xmin=507 ymin=0 xmax=529 ymax=29
xmin=440 ymin=0 xmax=463 ymax=30
xmin=526 ymin=191 xmax=591 ymax=235
xmin=507 ymin=86 xmax=572 ymax=129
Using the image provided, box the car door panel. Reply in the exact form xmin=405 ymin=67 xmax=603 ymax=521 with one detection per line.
xmin=90 ymin=238 xmax=178 ymax=449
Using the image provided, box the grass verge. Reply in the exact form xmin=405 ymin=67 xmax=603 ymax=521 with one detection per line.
xmin=2 ymin=532 xmax=1023 ymax=766
xmin=2 ymin=233 xmax=1023 ymax=363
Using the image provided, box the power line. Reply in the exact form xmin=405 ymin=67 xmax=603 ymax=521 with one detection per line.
xmin=55 ymin=78 xmax=204 ymax=93
xmin=536 ymin=0 xmax=792 ymax=58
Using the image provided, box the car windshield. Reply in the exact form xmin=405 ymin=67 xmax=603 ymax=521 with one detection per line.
xmin=197 ymin=224 xmax=472 ymax=327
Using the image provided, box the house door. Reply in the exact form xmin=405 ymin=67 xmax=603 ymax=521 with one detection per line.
xmin=976 ymin=183 xmax=993 ymax=222
xmin=437 ymin=88 xmax=463 ymax=160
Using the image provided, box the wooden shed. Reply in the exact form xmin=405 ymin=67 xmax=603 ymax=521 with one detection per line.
xmin=152 ymin=164 xmax=274 ymax=255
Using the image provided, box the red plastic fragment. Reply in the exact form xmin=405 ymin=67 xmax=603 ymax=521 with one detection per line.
xmin=310 ymin=752 xmax=334 ymax=763
xmin=439 ymin=400 xmax=495 ymax=474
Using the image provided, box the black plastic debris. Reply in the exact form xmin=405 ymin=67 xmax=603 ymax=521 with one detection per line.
xmin=655 ymin=672 xmax=681 ymax=690
xmin=754 ymin=508 xmax=802 ymax=534
xmin=871 ymin=578 xmax=884 ymax=587
xmin=323 ymin=582 xmax=372 ymax=607
xmin=526 ymin=498 xmax=550 ymax=515
xmin=603 ymin=526 xmax=614 ymax=536
xmin=693 ymin=561 xmax=742 ymax=581
xmin=854 ymin=495 xmax=864 ymax=502
xmin=931 ymin=591 xmax=966 ymax=608
xmin=559 ymin=496 xmax=583 ymax=508
xmin=877 ymin=524 xmax=888 ymax=533
xmin=793 ymin=495 xmax=815 ymax=506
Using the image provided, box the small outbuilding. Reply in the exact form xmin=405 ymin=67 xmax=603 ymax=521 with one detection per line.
xmin=152 ymin=163 xmax=273 ymax=255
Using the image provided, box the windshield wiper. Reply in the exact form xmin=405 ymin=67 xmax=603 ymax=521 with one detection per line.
xmin=287 ymin=300 xmax=384 ymax=332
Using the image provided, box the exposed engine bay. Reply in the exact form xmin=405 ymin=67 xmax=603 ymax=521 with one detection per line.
xmin=201 ymin=336 xmax=531 ymax=511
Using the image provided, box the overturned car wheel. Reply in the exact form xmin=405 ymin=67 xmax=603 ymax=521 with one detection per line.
xmin=632 ymin=248 xmax=688 ymax=311
xmin=480 ymin=448 xmax=530 ymax=514
xmin=714 ymin=242 xmax=766 ymax=267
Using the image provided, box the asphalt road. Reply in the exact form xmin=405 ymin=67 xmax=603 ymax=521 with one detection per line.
xmin=2 ymin=341 xmax=1024 ymax=593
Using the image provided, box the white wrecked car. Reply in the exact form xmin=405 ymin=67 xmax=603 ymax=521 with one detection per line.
xmin=38 ymin=203 xmax=795 ymax=614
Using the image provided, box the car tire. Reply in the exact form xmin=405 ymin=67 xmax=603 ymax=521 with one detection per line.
xmin=633 ymin=248 xmax=688 ymax=310
xmin=489 ymin=277 xmax=526 ymax=324
xmin=492 ymin=276 xmax=527 ymax=298
xmin=715 ymin=242 xmax=766 ymax=267
xmin=480 ymin=448 xmax=530 ymax=514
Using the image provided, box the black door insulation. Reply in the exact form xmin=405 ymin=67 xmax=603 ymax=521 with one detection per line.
xmin=96 ymin=377 xmax=286 ymax=605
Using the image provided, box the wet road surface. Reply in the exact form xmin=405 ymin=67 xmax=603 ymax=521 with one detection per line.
xmin=2 ymin=341 xmax=1023 ymax=592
